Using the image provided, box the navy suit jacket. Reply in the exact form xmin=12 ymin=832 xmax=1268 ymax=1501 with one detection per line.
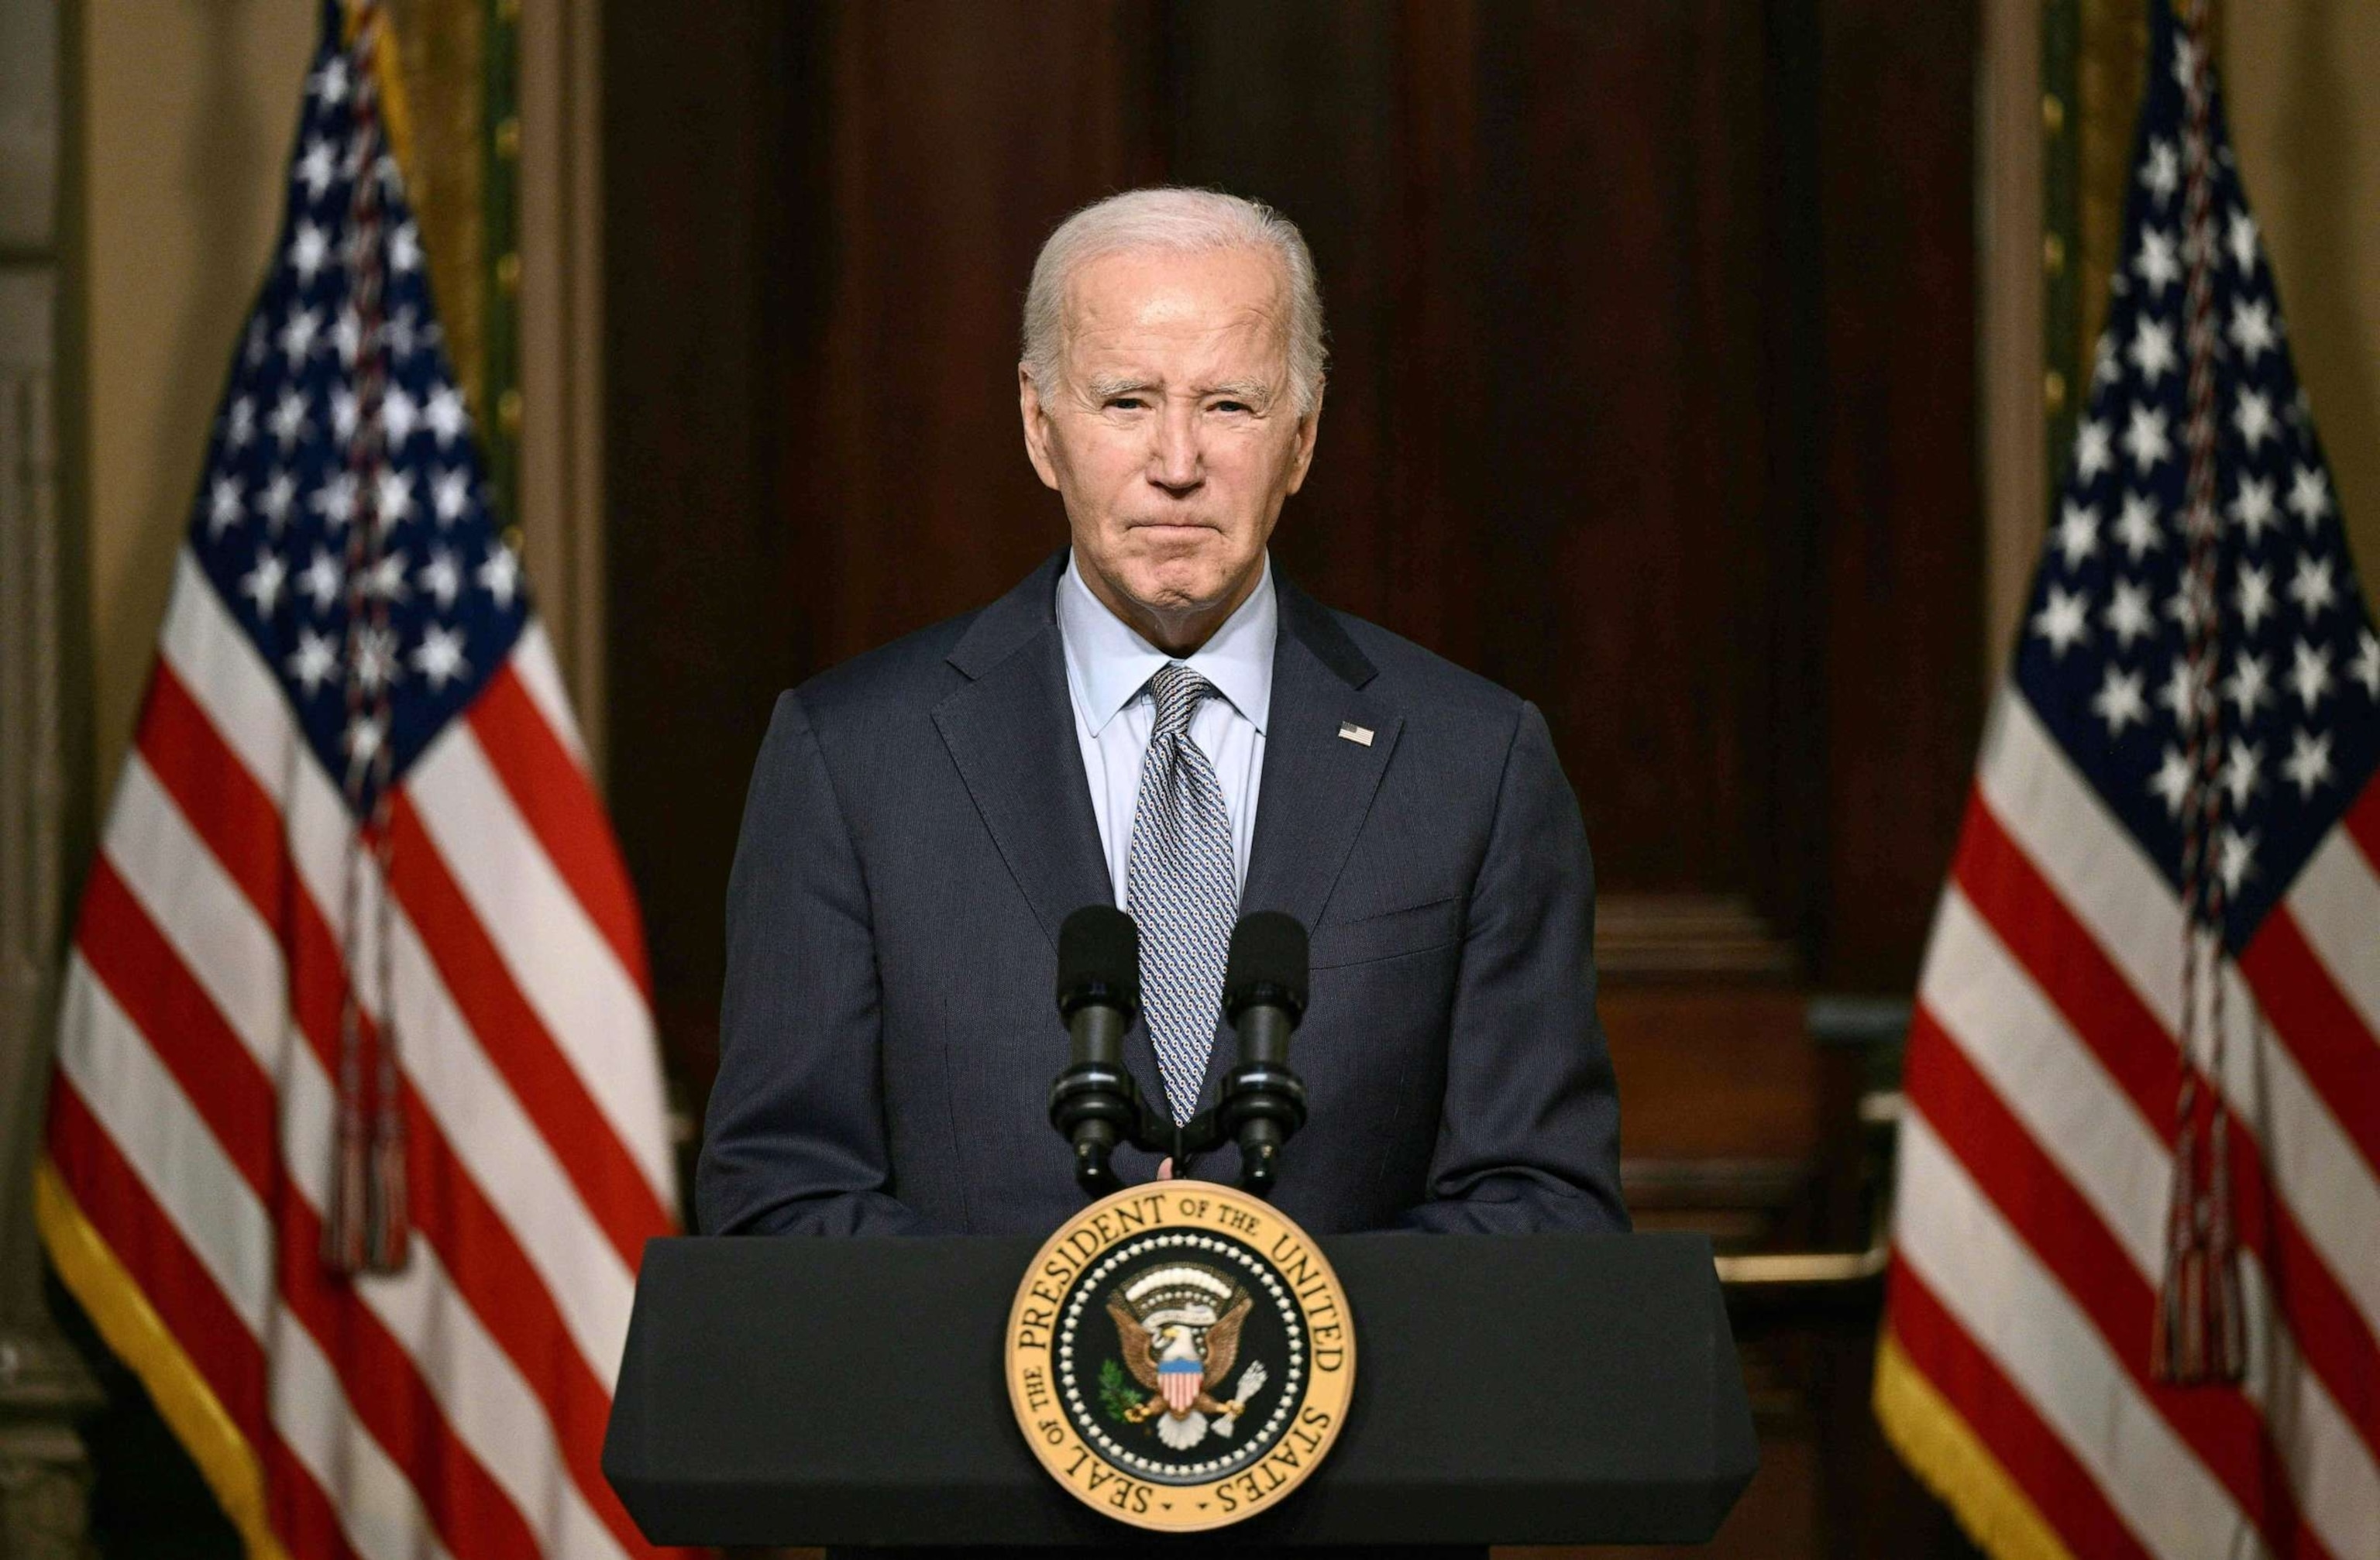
xmin=696 ymin=552 xmax=1627 ymax=1238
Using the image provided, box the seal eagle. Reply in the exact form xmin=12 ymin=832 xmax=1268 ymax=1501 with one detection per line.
xmin=1106 ymin=1263 xmax=1271 ymax=1450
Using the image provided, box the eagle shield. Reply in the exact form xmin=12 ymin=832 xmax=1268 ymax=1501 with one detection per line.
xmin=1159 ymin=1357 xmax=1202 ymax=1414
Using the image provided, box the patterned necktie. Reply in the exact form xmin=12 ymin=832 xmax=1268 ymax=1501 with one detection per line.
xmin=1126 ymin=661 xmax=1240 ymax=1122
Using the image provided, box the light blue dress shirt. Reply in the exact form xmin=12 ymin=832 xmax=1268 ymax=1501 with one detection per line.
xmin=1056 ymin=548 xmax=1276 ymax=905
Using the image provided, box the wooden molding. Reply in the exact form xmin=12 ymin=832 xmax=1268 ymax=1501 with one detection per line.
xmin=1596 ymin=892 xmax=1798 ymax=981
xmin=0 ymin=270 xmax=66 ymax=1326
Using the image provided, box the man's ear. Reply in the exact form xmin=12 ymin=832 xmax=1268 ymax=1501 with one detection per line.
xmin=1020 ymin=365 xmax=1063 ymax=492
xmin=1282 ymin=389 xmax=1324 ymax=497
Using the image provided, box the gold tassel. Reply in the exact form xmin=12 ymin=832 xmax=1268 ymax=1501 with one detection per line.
xmin=366 ymin=1104 xmax=410 ymax=1273
xmin=2151 ymin=1105 xmax=2246 ymax=1384
xmin=322 ymin=1094 xmax=370 ymax=1274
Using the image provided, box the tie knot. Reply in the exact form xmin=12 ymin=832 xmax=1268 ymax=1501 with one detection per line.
xmin=1148 ymin=661 xmax=1216 ymax=737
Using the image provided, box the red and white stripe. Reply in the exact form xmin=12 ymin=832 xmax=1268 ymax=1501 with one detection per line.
xmin=48 ymin=551 xmax=680 ymax=1558
xmin=1887 ymin=687 xmax=2380 ymax=1559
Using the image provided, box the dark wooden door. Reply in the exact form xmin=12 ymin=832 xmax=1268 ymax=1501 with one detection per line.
xmin=604 ymin=5 xmax=1985 ymax=1555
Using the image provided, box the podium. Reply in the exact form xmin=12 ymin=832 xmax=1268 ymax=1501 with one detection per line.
xmin=604 ymin=1229 xmax=1757 ymax=1548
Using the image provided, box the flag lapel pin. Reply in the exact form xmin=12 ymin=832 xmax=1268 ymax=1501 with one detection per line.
xmin=1337 ymin=721 xmax=1374 ymax=747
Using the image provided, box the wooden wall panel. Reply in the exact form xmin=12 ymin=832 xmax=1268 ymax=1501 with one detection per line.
xmin=604 ymin=2 xmax=800 ymax=1080
xmin=1813 ymin=0 xmax=1986 ymax=988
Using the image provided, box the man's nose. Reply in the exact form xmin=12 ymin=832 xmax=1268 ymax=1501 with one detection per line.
xmin=1145 ymin=401 xmax=1202 ymax=493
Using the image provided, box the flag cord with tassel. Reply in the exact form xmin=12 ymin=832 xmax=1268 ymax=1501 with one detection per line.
xmin=323 ymin=0 xmax=411 ymax=1277
xmin=2153 ymin=0 xmax=2244 ymax=1386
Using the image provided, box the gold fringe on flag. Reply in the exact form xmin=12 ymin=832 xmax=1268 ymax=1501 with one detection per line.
xmin=34 ymin=1160 xmax=293 ymax=1560
xmin=1871 ymin=1329 xmax=2079 ymax=1560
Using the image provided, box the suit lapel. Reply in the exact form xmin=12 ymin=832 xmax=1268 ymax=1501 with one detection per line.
xmin=931 ymin=555 xmax=1113 ymax=944
xmin=932 ymin=552 xmax=1168 ymax=1108
xmin=1192 ymin=579 xmax=1401 ymax=1113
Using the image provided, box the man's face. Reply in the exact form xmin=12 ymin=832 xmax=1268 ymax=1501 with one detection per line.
xmin=1020 ymin=245 xmax=1319 ymax=648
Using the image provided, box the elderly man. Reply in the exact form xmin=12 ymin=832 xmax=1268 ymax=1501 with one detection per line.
xmin=697 ymin=187 xmax=1625 ymax=1238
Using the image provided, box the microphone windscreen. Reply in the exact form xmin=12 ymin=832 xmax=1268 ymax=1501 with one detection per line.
xmin=1225 ymin=910 xmax=1309 ymax=1018
xmin=1057 ymin=905 xmax=1140 ymax=1015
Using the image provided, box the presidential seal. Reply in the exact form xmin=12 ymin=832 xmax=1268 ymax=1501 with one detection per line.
xmin=1005 ymin=1180 xmax=1355 ymax=1531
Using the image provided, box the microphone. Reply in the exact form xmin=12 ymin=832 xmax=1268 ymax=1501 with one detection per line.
xmin=1219 ymin=911 xmax=1310 ymax=1194
xmin=1049 ymin=905 xmax=1144 ymax=1194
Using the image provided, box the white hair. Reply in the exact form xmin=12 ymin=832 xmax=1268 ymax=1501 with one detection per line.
xmin=1022 ymin=187 xmax=1327 ymax=417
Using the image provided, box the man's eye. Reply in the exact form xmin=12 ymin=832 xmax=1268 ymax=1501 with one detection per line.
xmin=1212 ymin=401 xmax=1249 ymax=414
xmin=1106 ymin=397 xmax=1146 ymax=411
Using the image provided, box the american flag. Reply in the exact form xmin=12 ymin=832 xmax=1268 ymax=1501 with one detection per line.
xmin=1876 ymin=3 xmax=2380 ymax=1557
xmin=34 ymin=4 xmax=679 ymax=1557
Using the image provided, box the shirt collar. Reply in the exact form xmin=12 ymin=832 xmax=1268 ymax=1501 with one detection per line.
xmin=1058 ymin=548 xmax=1276 ymax=737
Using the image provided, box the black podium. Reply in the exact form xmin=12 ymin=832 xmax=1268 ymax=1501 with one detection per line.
xmin=604 ymin=1230 xmax=1756 ymax=1548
